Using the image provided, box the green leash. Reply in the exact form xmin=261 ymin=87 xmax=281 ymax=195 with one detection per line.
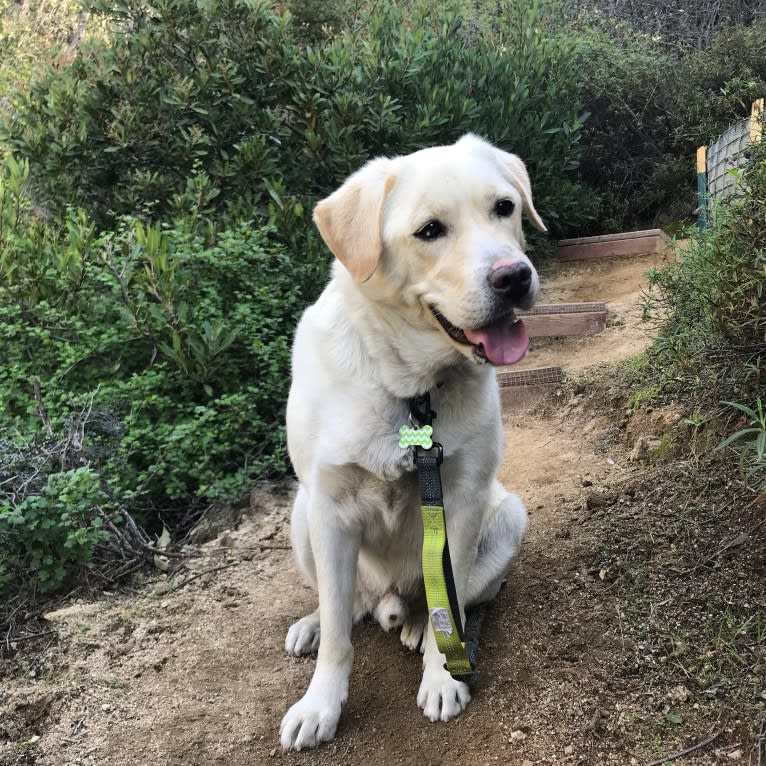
xmin=400 ymin=393 xmax=475 ymax=682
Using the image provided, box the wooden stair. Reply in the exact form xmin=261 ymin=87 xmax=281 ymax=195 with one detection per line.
xmin=557 ymin=229 xmax=670 ymax=261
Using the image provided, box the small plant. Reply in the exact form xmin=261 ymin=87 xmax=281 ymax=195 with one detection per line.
xmin=0 ymin=466 xmax=109 ymax=593
xmin=717 ymin=399 xmax=766 ymax=490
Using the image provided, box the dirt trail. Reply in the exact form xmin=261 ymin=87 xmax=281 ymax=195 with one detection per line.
xmin=6 ymin=249 xmax=739 ymax=766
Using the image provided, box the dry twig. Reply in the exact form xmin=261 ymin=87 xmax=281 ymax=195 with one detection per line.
xmin=644 ymin=731 xmax=722 ymax=766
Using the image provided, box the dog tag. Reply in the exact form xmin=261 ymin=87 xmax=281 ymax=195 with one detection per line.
xmin=398 ymin=424 xmax=433 ymax=450
xmin=430 ymin=607 xmax=453 ymax=636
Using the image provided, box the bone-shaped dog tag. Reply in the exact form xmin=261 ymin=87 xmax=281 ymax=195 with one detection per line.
xmin=398 ymin=424 xmax=433 ymax=449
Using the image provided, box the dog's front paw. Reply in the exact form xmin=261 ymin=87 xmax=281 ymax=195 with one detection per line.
xmin=285 ymin=613 xmax=320 ymax=656
xmin=417 ymin=667 xmax=471 ymax=722
xmin=280 ymin=675 xmax=347 ymax=751
xmin=376 ymin=447 xmax=416 ymax=481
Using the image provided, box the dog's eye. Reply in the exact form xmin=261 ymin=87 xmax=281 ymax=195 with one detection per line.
xmin=414 ymin=220 xmax=447 ymax=241
xmin=494 ymin=199 xmax=515 ymax=218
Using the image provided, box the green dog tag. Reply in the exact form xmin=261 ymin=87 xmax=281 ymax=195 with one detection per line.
xmin=399 ymin=424 xmax=433 ymax=449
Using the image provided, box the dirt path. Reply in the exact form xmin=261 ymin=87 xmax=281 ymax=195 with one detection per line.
xmin=4 ymin=248 xmax=758 ymax=766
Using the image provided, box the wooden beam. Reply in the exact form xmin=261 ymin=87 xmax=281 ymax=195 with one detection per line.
xmin=557 ymin=229 xmax=670 ymax=261
xmin=518 ymin=302 xmax=607 ymax=337
xmin=498 ymin=366 xmax=564 ymax=410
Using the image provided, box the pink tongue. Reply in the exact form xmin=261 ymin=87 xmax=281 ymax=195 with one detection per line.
xmin=463 ymin=316 xmax=529 ymax=366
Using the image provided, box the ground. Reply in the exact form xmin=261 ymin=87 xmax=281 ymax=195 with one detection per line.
xmin=2 ymin=251 xmax=765 ymax=766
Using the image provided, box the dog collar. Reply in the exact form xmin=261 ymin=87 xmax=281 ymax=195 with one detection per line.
xmin=400 ymin=392 xmax=476 ymax=684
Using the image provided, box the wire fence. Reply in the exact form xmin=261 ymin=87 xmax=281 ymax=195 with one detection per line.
xmin=706 ymin=116 xmax=754 ymax=199
xmin=697 ymin=98 xmax=764 ymax=227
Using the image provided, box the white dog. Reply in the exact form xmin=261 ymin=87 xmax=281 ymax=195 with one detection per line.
xmin=280 ymin=134 xmax=545 ymax=750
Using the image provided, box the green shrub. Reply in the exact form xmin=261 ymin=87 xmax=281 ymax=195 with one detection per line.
xmin=1 ymin=0 xmax=595 ymax=239
xmin=0 ymin=153 xmax=305 ymax=529
xmin=556 ymin=16 xmax=766 ymax=232
xmin=645 ymin=138 xmax=766 ymax=403
xmin=0 ymin=465 xmax=108 ymax=593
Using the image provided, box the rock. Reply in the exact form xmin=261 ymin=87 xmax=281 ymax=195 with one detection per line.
xmin=629 ymin=436 xmax=649 ymax=463
xmin=667 ymin=685 xmax=689 ymax=704
xmin=510 ymin=729 xmax=527 ymax=741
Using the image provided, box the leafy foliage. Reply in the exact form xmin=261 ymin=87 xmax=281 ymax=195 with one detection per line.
xmin=1 ymin=0 xmax=594 ymax=238
xmin=645 ymin=138 xmax=765 ymax=406
xmin=717 ymin=400 xmax=766 ymax=490
xmin=0 ymin=465 xmax=108 ymax=593
xmin=0 ymin=151 xmax=308 ymax=602
xmin=561 ymin=16 xmax=766 ymax=232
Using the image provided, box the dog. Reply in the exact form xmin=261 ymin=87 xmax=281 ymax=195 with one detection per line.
xmin=280 ymin=134 xmax=545 ymax=750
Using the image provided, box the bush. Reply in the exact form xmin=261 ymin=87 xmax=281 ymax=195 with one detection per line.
xmin=645 ymin=137 xmax=766 ymax=403
xmin=1 ymin=0 xmax=596 ymax=239
xmin=558 ymin=16 xmax=766 ymax=232
xmin=0 ymin=153 xmax=306 ymax=525
xmin=0 ymin=464 xmax=108 ymax=594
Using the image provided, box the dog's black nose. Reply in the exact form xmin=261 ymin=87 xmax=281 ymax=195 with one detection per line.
xmin=488 ymin=261 xmax=532 ymax=302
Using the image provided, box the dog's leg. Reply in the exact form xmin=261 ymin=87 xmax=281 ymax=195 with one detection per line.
xmin=280 ymin=483 xmax=360 ymax=751
xmin=285 ymin=487 xmax=323 ymax=655
xmin=285 ymin=486 xmax=367 ymax=657
xmin=466 ymin=482 xmax=527 ymax=606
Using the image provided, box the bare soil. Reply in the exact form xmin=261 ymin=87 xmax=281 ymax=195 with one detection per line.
xmin=3 ymin=252 xmax=765 ymax=766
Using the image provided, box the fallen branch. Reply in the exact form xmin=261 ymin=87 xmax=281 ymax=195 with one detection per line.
xmin=644 ymin=731 xmax=722 ymax=766
xmin=164 ymin=562 xmax=239 ymax=594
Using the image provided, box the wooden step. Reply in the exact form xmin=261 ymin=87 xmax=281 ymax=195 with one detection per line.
xmin=557 ymin=229 xmax=670 ymax=261
xmin=497 ymin=365 xmax=564 ymax=387
xmin=498 ymin=366 xmax=564 ymax=410
xmin=518 ymin=302 xmax=607 ymax=337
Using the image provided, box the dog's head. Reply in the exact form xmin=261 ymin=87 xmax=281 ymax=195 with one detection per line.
xmin=313 ymin=134 xmax=546 ymax=366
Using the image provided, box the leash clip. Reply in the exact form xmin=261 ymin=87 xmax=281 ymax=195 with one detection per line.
xmin=417 ymin=442 xmax=443 ymax=466
xmin=409 ymin=392 xmax=436 ymax=427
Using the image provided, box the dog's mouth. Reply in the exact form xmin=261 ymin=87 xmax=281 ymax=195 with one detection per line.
xmin=430 ymin=306 xmax=529 ymax=366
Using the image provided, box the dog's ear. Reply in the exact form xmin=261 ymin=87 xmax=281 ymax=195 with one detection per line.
xmin=497 ymin=151 xmax=547 ymax=232
xmin=313 ymin=159 xmax=394 ymax=283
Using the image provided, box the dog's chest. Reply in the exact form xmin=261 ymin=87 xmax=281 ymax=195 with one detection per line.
xmin=356 ymin=471 xmax=420 ymax=546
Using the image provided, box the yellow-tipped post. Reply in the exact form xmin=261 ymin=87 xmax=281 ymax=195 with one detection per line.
xmin=696 ymin=145 xmax=707 ymax=230
xmin=750 ymin=98 xmax=764 ymax=143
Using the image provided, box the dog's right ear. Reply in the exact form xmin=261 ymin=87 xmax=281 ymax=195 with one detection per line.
xmin=313 ymin=158 xmax=394 ymax=283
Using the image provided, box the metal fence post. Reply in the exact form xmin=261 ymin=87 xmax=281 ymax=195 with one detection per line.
xmin=696 ymin=145 xmax=707 ymax=230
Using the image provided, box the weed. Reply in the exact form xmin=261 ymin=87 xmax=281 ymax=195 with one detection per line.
xmin=717 ymin=399 xmax=766 ymax=490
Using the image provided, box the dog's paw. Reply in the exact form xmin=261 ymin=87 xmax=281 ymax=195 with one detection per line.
xmin=373 ymin=593 xmax=408 ymax=632
xmin=280 ymin=675 xmax=346 ymax=751
xmin=375 ymin=447 xmax=417 ymax=481
xmin=285 ymin=614 xmax=320 ymax=656
xmin=417 ymin=667 xmax=471 ymax=722
xmin=400 ymin=613 xmax=427 ymax=652
xmin=280 ymin=697 xmax=341 ymax=751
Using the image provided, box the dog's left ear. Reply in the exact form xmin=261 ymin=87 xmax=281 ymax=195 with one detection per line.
xmin=497 ymin=150 xmax=547 ymax=233
xmin=313 ymin=158 xmax=394 ymax=283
